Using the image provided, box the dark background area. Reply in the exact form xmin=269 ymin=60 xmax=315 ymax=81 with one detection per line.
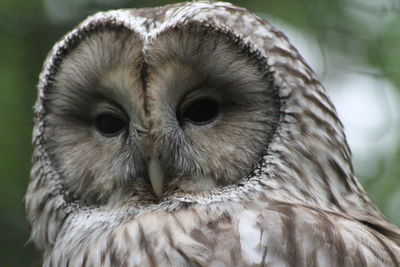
xmin=1 ymin=0 xmax=399 ymax=265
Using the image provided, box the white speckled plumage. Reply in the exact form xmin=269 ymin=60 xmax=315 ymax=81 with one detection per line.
xmin=26 ymin=1 xmax=400 ymax=266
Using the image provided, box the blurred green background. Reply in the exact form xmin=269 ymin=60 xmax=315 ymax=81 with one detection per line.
xmin=1 ymin=0 xmax=399 ymax=265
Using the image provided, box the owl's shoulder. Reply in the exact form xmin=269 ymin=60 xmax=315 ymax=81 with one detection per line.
xmin=234 ymin=201 xmax=400 ymax=266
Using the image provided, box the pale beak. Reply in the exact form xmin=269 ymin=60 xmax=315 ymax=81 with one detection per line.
xmin=148 ymin=157 xmax=164 ymax=198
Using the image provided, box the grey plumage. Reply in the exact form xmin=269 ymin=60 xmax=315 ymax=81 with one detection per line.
xmin=26 ymin=1 xmax=400 ymax=266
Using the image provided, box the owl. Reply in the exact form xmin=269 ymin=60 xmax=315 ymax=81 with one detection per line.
xmin=26 ymin=1 xmax=400 ymax=266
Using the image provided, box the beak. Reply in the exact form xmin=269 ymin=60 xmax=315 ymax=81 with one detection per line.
xmin=148 ymin=157 xmax=164 ymax=199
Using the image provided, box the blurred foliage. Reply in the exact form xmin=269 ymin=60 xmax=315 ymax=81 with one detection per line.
xmin=0 ymin=0 xmax=399 ymax=265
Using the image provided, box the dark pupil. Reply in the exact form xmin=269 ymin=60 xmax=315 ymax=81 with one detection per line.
xmin=182 ymin=98 xmax=219 ymax=125
xmin=95 ymin=114 xmax=126 ymax=136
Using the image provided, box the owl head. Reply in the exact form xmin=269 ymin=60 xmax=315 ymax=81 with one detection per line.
xmin=27 ymin=1 xmax=392 ymax=254
xmin=36 ymin=6 xmax=282 ymax=207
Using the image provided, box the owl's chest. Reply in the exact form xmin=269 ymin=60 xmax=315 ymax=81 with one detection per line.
xmin=114 ymin=205 xmax=264 ymax=266
xmin=48 ymin=203 xmax=269 ymax=266
xmin=49 ymin=201 xmax=395 ymax=267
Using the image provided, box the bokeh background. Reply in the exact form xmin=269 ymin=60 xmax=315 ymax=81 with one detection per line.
xmin=1 ymin=0 xmax=399 ymax=265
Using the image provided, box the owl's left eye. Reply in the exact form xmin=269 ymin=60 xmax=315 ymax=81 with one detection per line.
xmin=179 ymin=98 xmax=220 ymax=125
xmin=95 ymin=114 xmax=127 ymax=137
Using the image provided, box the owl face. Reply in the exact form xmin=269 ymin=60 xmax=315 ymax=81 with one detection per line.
xmin=45 ymin=24 xmax=279 ymax=205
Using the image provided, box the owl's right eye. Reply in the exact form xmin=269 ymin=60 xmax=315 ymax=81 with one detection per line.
xmin=95 ymin=114 xmax=127 ymax=137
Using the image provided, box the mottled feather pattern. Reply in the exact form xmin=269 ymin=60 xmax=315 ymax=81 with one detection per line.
xmin=26 ymin=1 xmax=400 ymax=266
xmin=45 ymin=201 xmax=400 ymax=266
